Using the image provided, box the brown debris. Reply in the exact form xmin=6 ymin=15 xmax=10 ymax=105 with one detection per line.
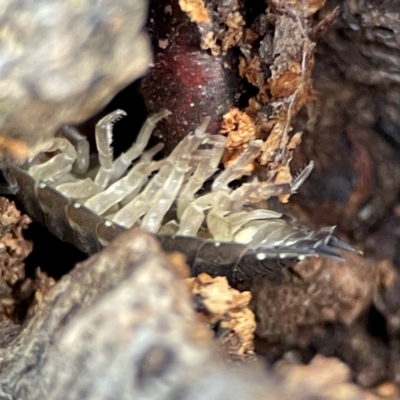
xmin=374 ymin=261 xmax=400 ymax=335
xmin=250 ymin=6 xmax=318 ymax=184
xmin=179 ymin=0 xmax=211 ymax=24
xmin=220 ymin=107 xmax=257 ymax=168
xmin=158 ymin=38 xmax=169 ymax=49
xmin=260 ymin=127 xmax=304 ymax=203
xmin=274 ymin=131 xmax=303 ymax=200
xmin=166 ymin=251 xmax=191 ymax=279
xmin=274 ymin=355 xmax=379 ymax=400
xmin=0 ymin=136 xmax=32 ymax=162
xmin=197 ymin=0 xmax=329 ymax=199
xmin=0 ymin=197 xmax=32 ymax=319
xmin=145 ymin=0 xmax=335 ymax=201
xmin=0 ymin=199 xmax=60 ymax=322
xmin=310 ymin=7 xmax=340 ymax=39
xmin=26 ymin=268 xmax=56 ymax=317
xmin=187 ymin=273 xmax=256 ymax=361
xmin=292 ymin=318 xmax=392 ymax=388
xmin=238 ymin=2 xmax=334 ymax=200
xmin=197 ymin=0 xmax=245 ymax=56
xmin=371 ymin=382 xmax=399 ymax=399
xmin=253 ymin=251 xmax=387 ymax=344
xmin=238 ymin=56 xmax=265 ymax=96
xmin=269 ymin=0 xmax=327 ymax=17
xmin=290 ymin=86 xmax=400 ymax=241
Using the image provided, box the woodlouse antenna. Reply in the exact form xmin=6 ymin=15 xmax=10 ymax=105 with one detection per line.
xmin=291 ymin=160 xmax=314 ymax=192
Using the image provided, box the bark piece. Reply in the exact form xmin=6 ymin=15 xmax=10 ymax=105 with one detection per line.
xmin=0 ymin=197 xmax=32 ymax=320
xmin=187 ymin=272 xmax=256 ymax=362
xmin=253 ymin=251 xmax=387 ymax=343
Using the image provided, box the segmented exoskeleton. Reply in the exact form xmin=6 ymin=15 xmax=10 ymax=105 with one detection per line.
xmin=5 ymin=110 xmax=356 ymax=282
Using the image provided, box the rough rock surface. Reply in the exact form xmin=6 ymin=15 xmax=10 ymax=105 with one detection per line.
xmin=0 ymin=227 xmax=377 ymax=400
xmin=0 ymin=0 xmax=151 ymax=160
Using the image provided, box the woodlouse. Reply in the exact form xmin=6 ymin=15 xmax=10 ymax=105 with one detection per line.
xmin=4 ymin=111 xmax=357 ymax=282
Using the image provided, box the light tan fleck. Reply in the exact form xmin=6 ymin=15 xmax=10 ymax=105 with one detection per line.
xmin=158 ymin=38 xmax=169 ymax=49
xmin=187 ymin=273 xmax=256 ymax=357
xmin=220 ymin=108 xmax=257 ymax=168
xmin=179 ymin=0 xmax=211 ymax=24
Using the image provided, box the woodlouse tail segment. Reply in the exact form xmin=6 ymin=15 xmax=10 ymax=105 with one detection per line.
xmin=305 ymin=225 xmax=362 ymax=256
xmin=324 ymin=232 xmax=363 ymax=256
xmin=279 ymin=225 xmax=360 ymax=260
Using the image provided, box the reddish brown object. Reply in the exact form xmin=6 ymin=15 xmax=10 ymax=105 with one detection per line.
xmin=141 ymin=0 xmax=235 ymax=153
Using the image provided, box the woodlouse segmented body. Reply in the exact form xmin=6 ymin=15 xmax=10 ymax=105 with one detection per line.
xmin=5 ymin=111 xmax=356 ymax=282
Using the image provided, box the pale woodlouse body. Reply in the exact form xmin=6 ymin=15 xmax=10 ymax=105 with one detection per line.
xmin=5 ymin=111 xmax=356 ymax=282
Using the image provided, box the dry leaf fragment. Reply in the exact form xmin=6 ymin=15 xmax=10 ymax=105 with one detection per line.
xmin=187 ymin=273 xmax=256 ymax=360
xmin=179 ymin=0 xmax=211 ymax=24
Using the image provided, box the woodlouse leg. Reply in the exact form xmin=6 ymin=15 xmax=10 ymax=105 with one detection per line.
xmin=197 ymin=160 xmax=314 ymax=244
xmin=140 ymin=166 xmax=187 ymax=233
xmin=55 ymin=178 xmax=103 ymax=199
xmin=205 ymin=183 xmax=262 ymax=242
xmin=53 ymin=109 xmax=168 ymax=218
xmin=28 ymin=138 xmax=77 ymax=182
xmin=94 ymin=109 xmax=127 ymax=188
xmin=44 ymin=127 xmax=94 ymax=198
xmin=177 ymin=208 xmax=204 ymax=236
xmin=111 ymin=164 xmax=174 ymax=228
xmin=211 ymin=140 xmax=263 ymax=190
xmin=61 ymin=125 xmax=90 ymax=176
xmin=255 ymin=161 xmax=314 ymax=198
xmin=228 ymin=209 xmax=282 ymax=234
xmin=111 ymin=109 xmax=171 ymax=182
xmin=166 ymin=116 xmax=210 ymax=166
xmin=176 ymin=135 xmax=226 ymax=219
xmin=112 ymin=115 xmax=210 ymax=229
xmin=84 ymin=144 xmax=165 ymax=215
xmin=177 ymin=194 xmax=214 ymax=236
xmin=58 ymin=111 xmax=169 ymax=202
